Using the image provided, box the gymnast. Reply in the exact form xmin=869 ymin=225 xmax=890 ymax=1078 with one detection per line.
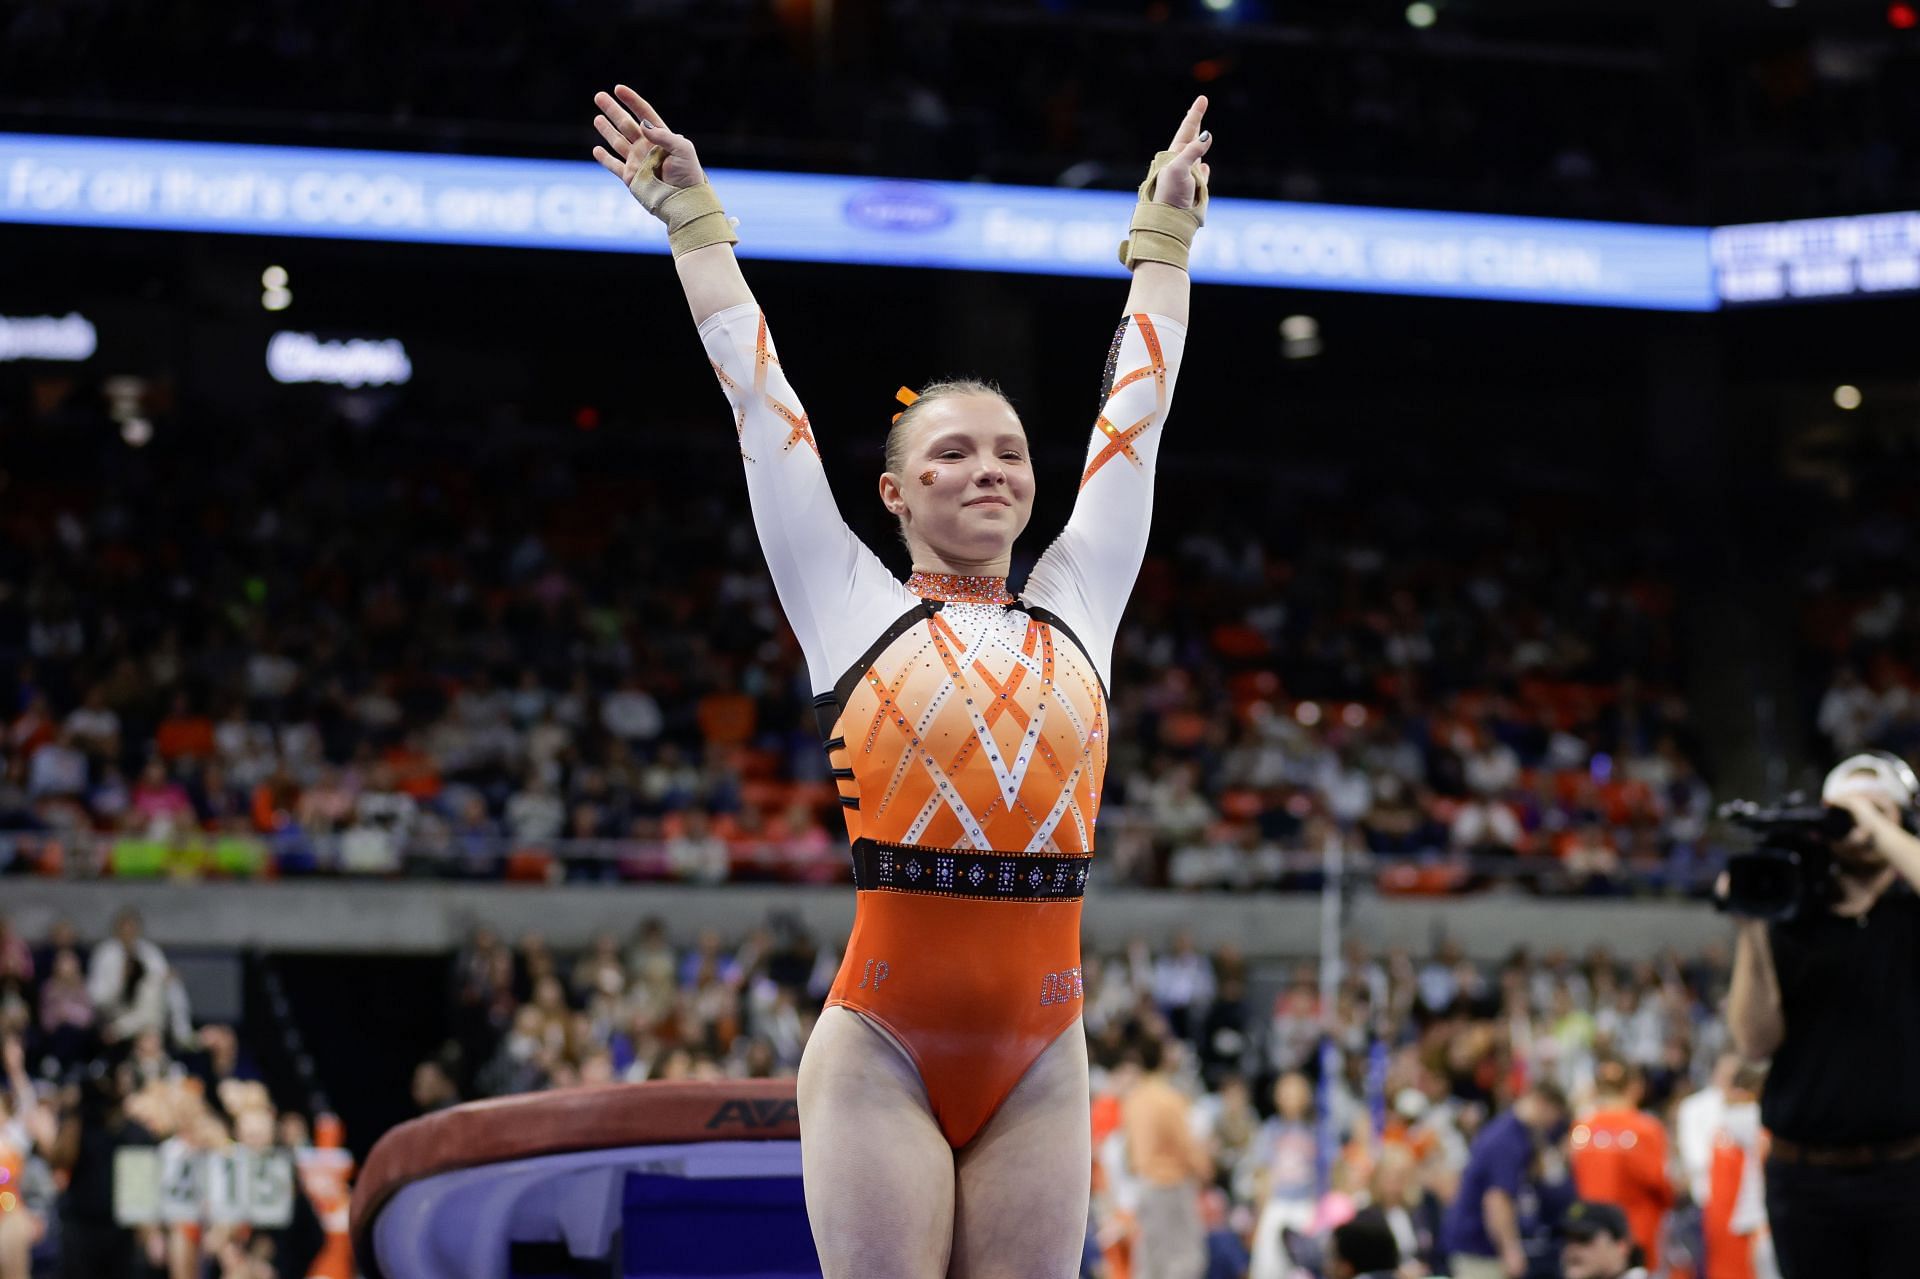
xmin=591 ymin=84 xmax=1210 ymax=1278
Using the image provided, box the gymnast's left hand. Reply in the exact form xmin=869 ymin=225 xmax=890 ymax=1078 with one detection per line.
xmin=1152 ymin=95 xmax=1213 ymax=211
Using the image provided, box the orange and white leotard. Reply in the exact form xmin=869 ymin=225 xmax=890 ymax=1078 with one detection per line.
xmin=700 ymin=301 xmax=1186 ymax=1148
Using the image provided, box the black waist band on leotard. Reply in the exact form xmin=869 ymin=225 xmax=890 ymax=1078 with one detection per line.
xmin=850 ymin=838 xmax=1090 ymax=901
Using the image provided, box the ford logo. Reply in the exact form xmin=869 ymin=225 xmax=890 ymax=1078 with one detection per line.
xmin=844 ymin=185 xmax=954 ymax=232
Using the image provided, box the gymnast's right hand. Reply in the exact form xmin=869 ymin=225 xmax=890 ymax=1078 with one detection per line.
xmin=591 ymin=85 xmax=709 ymax=211
xmin=592 ymin=86 xmax=739 ymax=260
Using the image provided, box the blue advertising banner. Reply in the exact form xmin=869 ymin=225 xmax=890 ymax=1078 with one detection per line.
xmin=1 ymin=131 xmax=1718 ymax=310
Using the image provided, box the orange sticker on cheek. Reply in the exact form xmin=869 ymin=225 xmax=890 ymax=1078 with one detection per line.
xmin=919 ymin=470 xmax=938 ymax=486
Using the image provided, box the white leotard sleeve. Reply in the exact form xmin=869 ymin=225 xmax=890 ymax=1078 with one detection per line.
xmin=1021 ymin=312 xmax=1188 ymax=687
xmin=698 ymin=302 xmax=916 ymax=694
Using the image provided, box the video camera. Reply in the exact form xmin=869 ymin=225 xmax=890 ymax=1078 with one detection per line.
xmin=1717 ymin=751 xmax=1920 ymax=921
xmin=1715 ymin=799 xmax=1854 ymax=921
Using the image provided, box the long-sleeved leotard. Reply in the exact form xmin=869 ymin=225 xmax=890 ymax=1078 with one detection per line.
xmin=700 ymin=300 xmax=1185 ymax=1148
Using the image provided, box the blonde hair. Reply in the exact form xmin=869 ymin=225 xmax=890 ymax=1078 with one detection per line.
xmin=883 ymin=378 xmax=1015 ymax=475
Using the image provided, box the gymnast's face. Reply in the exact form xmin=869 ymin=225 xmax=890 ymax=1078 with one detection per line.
xmin=881 ymin=393 xmax=1034 ymax=569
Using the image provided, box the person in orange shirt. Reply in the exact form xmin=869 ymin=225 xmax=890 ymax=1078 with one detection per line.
xmin=1701 ymin=1063 xmax=1771 ymax=1279
xmin=1570 ymin=1057 xmax=1676 ymax=1271
xmin=154 ymin=692 xmax=216 ymax=761
xmin=296 ymin=1113 xmax=357 ymax=1279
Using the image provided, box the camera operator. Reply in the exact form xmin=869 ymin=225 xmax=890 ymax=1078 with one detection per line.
xmin=1724 ymin=753 xmax=1920 ymax=1279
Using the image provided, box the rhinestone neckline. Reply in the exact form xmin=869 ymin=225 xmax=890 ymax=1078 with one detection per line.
xmin=906 ymin=570 xmax=1014 ymax=606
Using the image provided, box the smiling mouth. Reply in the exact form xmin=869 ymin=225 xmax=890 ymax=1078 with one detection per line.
xmin=964 ymin=496 xmax=1012 ymax=507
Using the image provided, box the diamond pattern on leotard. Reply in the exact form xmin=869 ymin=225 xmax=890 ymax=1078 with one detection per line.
xmin=839 ymin=601 xmax=1106 ymax=857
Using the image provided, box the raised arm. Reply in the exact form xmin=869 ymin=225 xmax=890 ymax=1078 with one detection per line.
xmin=591 ymin=87 xmax=910 ymax=689
xmin=1726 ymin=919 xmax=1784 ymax=1061
xmin=592 ymin=86 xmax=750 ymax=325
xmin=1119 ymin=96 xmax=1212 ymax=328
xmin=1022 ymin=99 xmax=1211 ymax=684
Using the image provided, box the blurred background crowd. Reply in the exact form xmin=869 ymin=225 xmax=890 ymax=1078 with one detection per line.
xmin=0 ymin=422 xmax=1718 ymax=897
xmin=400 ymin=915 xmax=1752 ymax=1279
xmin=0 ymin=909 xmax=349 ymax=1279
xmin=2 ymin=898 xmax=1764 ymax=1278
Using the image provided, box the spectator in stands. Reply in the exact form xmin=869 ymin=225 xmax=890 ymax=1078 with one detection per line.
xmin=666 ymin=810 xmax=729 ymax=885
xmin=640 ymin=743 xmax=702 ymax=813
xmin=1451 ymin=795 xmax=1523 ymax=857
xmin=1440 ymin=1080 xmax=1570 ymax=1279
xmin=477 ymin=1006 xmax=554 ymax=1097
xmin=600 ymin=675 xmax=663 ymax=747
xmin=1675 ymin=1052 xmax=1738 ymax=1211
xmin=1816 ymin=665 xmax=1878 ymax=755
xmin=1328 ymin=1210 xmax=1403 ymax=1279
xmin=1122 ymin=1036 xmax=1211 ymax=1279
xmin=1267 ymin=975 xmax=1321 ymax=1074
xmin=51 ymin=1055 xmax=154 ymax=1278
xmin=411 ymin=1059 xmax=461 ymax=1116
xmin=1248 ymin=1071 xmax=1318 ymax=1279
xmin=341 ymin=764 xmax=415 ymax=874
xmin=1364 ymin=1143 xmax=1444 ymax=1276
xmin=35 ymin=947 xmax=93 ymax=1067
xmin=1697 ymin=1061 xmax=1770 ymax=1279
xmin=571 ymin=933 xmax=625 ymax=1000
xmin=1569 ymin=1058 xmax=1674 ymax=1270
xmin=225 ymin=1104 xmax=326 ymax=1279
xmin=448 ymin=790 xmax=503 ymax=877
xmin=505 ymin=770 xmax=566 ymax=845
xmin=1152 ymin=931 xmax=1215 ymax=1041
xmin=61 ymin=686 xmax=119 ymax=763
xmin=25 ymin=730 xmax=86 ymax=803
xmin=1563 ymin=825 xmax=1624 ymax=894
xmin=86 ymin=909 xmax=171 ymax=1046
xmin=1559 ymin=1199 xmax=1649 ymax=1279
xmin=0 ymin=1036 xmax=53 ymax=1279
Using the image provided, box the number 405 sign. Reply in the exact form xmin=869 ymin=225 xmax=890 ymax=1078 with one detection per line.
xmin=113 ymin=1144 xmax=297 ymax=1228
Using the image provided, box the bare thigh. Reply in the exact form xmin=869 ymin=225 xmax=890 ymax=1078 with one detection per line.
xmin=798 ymin=1005 xmax=956 ymax=1279
xmin=949 ymin=1018 xmax=1092 ymax=1279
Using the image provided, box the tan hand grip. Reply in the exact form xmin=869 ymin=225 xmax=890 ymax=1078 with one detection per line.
xmin=1116 ymin=147 xmax=1209 ymax=272
xmin=629 ymin=147 xmax=739 ymax=258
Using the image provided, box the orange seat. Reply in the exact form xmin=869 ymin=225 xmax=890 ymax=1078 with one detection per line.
xmin=504 ymin=848 xmax=555 ymax=883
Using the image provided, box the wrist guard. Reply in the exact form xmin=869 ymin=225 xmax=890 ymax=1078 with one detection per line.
xmin=629 ymin=147 xmax=739 ymax=258
xmin=1117 ymin=148 xmax=1209 ymax=272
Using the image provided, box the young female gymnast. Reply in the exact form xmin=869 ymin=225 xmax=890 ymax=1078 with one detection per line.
xmin=591 ymin=85 xmax=1211 ymax=1278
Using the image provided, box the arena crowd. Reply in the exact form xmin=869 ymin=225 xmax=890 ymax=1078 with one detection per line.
xmin=0 ymin=423 xmax=1717 ymax=900
xmin=0 ymin=909 xmax=349 ymax=1279
xmin=421 ymin=917 xmax=1761 ymax=1279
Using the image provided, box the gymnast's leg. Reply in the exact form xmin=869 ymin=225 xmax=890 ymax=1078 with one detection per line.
xmin=798 ymin=1005 xmax=955 ymax=1279
xmin=948 ymin=1019 xmax=1092 ymax=1279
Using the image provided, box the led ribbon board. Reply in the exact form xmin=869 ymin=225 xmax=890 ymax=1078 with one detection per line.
xmin=2 ymin=132 xmax=1718 ymax=309
xmin=0 ymin=311 xmax=96 ymax=361
xmin=1712 ymin=212 xmax=1920 ymax=305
